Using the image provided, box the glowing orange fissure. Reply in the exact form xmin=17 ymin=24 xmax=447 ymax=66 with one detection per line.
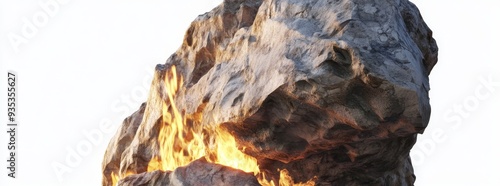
xmin=111 ymin=170 xmax=134 ymax=186
xmin=111 ymin=172 xmax=118 ymax=186
xmin=142 ymin=65 xmax=315 ymax=186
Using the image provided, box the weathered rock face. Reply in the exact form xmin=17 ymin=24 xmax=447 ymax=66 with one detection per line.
xmin=102 ymin=0 xmax=437 ymax=185
xmin=117 ymin=158 xmax=260 ymax=186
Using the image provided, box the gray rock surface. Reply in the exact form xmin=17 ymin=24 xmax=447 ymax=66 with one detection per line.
xmin=102 ymin=103 xmax=147 ymax=185
xmin=117 ymin=158 xmax=260 ymax=186
xmin=102 ymin=0 xmax=437 ymax=185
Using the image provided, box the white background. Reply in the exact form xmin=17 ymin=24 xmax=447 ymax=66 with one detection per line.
xmin=0 ymin=0 xmax=498 ymax=185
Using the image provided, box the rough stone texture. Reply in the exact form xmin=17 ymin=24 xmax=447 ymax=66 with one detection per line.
xmin=102 ymin=0 xmax=437 ymax=185
xmin=102 ymin=103 xmax=147 ymax=185
xmin=118 ymin=170 xmax=171 ymax=186
xmin=117 ymin=158 xmax=260 ymax=186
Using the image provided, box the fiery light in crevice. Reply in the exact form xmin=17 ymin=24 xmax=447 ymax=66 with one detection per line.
xmin=111 ymin=172 xmax=118 ymax=186
xmin=110 ymin=170 xmax=134 ymax=186
xmin=144 ymin=65 xmax=315 ymax=186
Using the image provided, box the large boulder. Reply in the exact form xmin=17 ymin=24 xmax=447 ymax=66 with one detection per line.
xmin=102 ymin=0 xmax=437 ymax=185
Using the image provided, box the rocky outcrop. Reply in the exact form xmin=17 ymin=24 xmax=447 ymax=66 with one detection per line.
xmin=102 ymin=0 xmax=437 ymax=185
xmin=117 ymin=158 xmax=260 ymax=186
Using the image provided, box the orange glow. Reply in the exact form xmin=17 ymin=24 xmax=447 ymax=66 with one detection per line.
xmin=211 ymin=128 xmax=260 ymax=173
xmin=143 ymin=65 xmax=315 ymax=186
xmin=111 ymin=172 xmax=118 ymax=186
xmin=147 ymin=156 xmax=162 ymax=172
xmin=278 ymin=169 xmax=316 ymax=186
xmin=110 ymin=171 xmax=134 ymax=186
xmin=155 ymin=65 xmax=206 ymax=171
